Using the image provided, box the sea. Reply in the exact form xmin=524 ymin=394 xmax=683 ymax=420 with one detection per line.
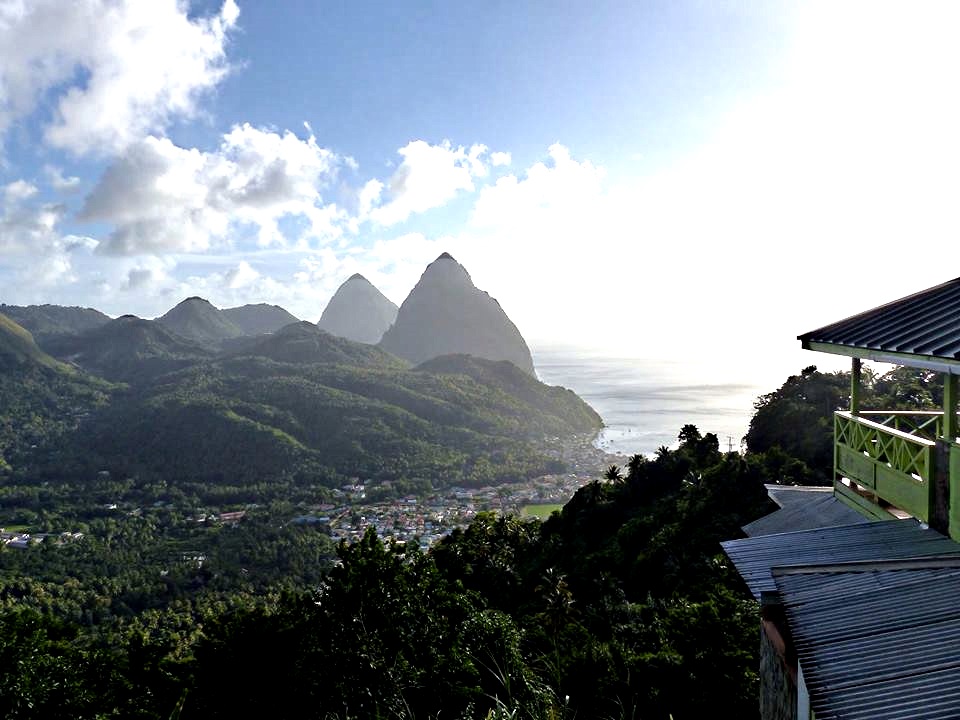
xmin=532 ymin=345 xmax=774 ymax=458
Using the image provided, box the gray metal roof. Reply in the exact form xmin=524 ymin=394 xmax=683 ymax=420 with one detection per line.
xmin=721 ymin=519 xmax=960 ymax=598
xmin=798 ymin=277 xmax=960 ymax=364
xmin=742 ymin=487 xmax=868 ymax=537
xmin=774 ymin=559 xmax=960 ymax=720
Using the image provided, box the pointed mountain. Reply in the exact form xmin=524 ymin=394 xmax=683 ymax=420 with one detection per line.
xmin=44 ymin=315 xmax=213 ymax=383
xmin=379 ymin=254 xmax=535 ymax=374
xmin=236 ymin=321 xmax=404 ymax=368
xmin=0 ymin=303 xmax=110 ymax=345
xmin=222 ymin=303 xmax=301 ymax=336
xmin=156 ymin=297 xmax=244 ymax=346
xmin=0 ymin=312 xmax=71 ymax=371
xmin=317 ymin=274 xmax=399 ymax=344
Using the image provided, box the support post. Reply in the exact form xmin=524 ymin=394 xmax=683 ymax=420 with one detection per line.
xmin=936 ymin=372 xmax=957 ymax=537
xmin=944 ymin=373 xmax=958 ymax=442
xmin=850 ymin=358 xmax=862 ymax=416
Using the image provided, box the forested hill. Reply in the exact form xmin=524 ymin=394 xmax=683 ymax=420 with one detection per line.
xmin=74 ymin=353 xmax=600 ymax=491
xmin=0 ymin=312 xmax=113 ymax=474
xmin=0 ymin=424 xmax=773 ymax=719
xmin=0 ymin=303 xmax=110 ymax=343
xmin=0 ymin=310 xmax=602 ymax=494
xmin=1 ymin=360 xmax=942 ymax=718
xmin=42 ymin=315 xmax=214 ymax=384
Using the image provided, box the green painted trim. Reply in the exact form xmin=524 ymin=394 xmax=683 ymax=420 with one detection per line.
xmin=802 ymin=341 xmax=960 ymax=372
xmin=950 ymin=442 xmax=960 ymax=541
xmin=833 ymin=481 xmax=897 ymax=521
xmin=944 ymin=374 xmax=958 ymax=441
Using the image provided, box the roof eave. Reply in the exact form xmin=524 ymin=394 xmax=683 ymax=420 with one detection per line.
xmin=801 ymin=339 xmax=960 ymax=374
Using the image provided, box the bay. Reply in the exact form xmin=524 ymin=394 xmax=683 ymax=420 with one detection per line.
xmin=532 ymin=345 xmax=771 ymax=458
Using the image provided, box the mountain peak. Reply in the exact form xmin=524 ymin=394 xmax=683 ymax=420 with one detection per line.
xmin=379 ymin=257 xmax=535 ymax=374
xmin=222 ymin=303 xmax=300 ymax=335
xmin=157 ymin=297 xmax=243 ymax=345
xmin=318 ymin=275 xmax=399 ymax=344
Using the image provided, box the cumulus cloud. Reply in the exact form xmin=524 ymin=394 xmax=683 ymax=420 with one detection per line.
xmin=3 ymin=179 xmax=38 ymax=203
xmin=471 ymin=143 xmax=605 ymax=229
xmin=0 ymin=0 xmax=237 ymax=155
xmin=44 ymin=165 xmax=81 ymax=192
xmin=367 ymin=140 xmax=492 ymax=226
xmin=0 ymin=182 xmax=97 ymax=286
xmin=490 ymin=151 xmax=512 ymax=167
xmin=224 ymin=260 xmax=260 ymax=289
xmin=120 ymin=256 xmax=176 ymax=293
xmin=81 ymin=124 xmax=346 ymax=255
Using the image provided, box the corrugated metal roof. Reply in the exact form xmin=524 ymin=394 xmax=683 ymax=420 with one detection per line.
xmin=766 ymin=484 xmax=833 ymax=507
xmin=798 ymin=277 xmax=960 ymax=362
xmin=742 ymin=489 xmax=868 ymax=537
xmin=774 ymin=559 xmax=960 ymax=720
xmin=721 ymin=519 xmax=960 ymax=598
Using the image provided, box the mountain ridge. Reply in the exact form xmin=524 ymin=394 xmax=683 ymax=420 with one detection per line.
xmin=317 ymin=274 xmax=399 ymax=344
xmin=379 ymin=253 xmax=535 ymax=374
xmin=156 ymin=297 xmax=244 ymax=345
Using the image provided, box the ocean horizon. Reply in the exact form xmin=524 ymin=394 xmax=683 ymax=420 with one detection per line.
xmin=532 ymin=345 xmax=773 ymax=458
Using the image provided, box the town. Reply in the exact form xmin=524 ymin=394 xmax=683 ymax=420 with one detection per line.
xmin=1 ymin=437 xmax=625 ymax=552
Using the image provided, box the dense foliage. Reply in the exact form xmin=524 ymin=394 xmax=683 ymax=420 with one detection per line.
xmin=5 ymin=301 xmax=899 ymax=719
xmin=0 ymin=427 xmax=773 ymax=719
xmin=0 ymin=313 xmax=600 ymax=498
xmin=745 ymin=364 xmax=944 ymax=483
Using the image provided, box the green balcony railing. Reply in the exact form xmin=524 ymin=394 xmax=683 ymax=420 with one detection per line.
xmin=834 ymin=411 xmax=938 ymax=522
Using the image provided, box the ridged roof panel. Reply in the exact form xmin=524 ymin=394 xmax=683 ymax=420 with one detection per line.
xmin=798 ymin=277 xmax=960 ymax=361
xmin=775 ymin=561 xmax=960 ymax=720
xmin=742 ymin=487 xmax=868 ymax=537
xmin=721 ymin=519 xmax=960 ymax=598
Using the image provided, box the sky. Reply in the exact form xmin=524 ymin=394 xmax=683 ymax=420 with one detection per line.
xmin=2 ymin=0 xmax=960 ymax=389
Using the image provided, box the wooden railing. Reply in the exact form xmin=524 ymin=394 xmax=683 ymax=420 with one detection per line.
xmin=856 ymin=410 xmax=943 ymax=442
xmin=835 ymin=411 xmax=938 ymax=522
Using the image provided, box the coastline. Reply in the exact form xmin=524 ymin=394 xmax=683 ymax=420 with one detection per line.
xmin=532 ymin=346 xmax=765 ymax=456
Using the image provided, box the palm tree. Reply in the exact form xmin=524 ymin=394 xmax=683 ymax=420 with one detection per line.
xmin=603 ymin=464 xmax=623 ymax=482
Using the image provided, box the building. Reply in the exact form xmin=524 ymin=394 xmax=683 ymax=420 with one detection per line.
xmin=723 ymin=277 xmax=960 ymax=720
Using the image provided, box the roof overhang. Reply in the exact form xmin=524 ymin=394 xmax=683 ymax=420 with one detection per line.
xmin=800 ymin=339 xmax=960 ymax=374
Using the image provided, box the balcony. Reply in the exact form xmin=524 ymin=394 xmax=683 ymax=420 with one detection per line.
xmin=834 ymin=411 xmax=942 ymax=522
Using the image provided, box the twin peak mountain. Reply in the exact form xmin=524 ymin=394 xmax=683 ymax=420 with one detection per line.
xmin=1 ymin=254 xmax=534 ymax=376
xmin=321 ymin=253 xmax=534 ymax=375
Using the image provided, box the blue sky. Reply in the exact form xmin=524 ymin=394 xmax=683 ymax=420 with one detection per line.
xmin=1 ymin=1 xmax=959 ymax=386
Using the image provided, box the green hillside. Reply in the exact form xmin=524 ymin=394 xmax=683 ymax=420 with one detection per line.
xmin=232 ymin=321 xmax=405 ymax=368
xmin=156 ymin=297 xmax=244 ymax=345
xmin=0 ymin=304 xmax=110 ymax=344
xmin=222 ymin=303 xmax=301 ymax=335
xmin=79 ymin=354 xmax=601 ymax=489
xmin=0 ymin=313 xmax=113 ymax=474
xmin=44 ymin=315 xmax=213 ymax=384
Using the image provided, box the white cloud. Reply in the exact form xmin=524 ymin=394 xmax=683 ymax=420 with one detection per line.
xmin=367 ymin=140 xmax=490 ymax=226
xmin=44 ymin=165 xmax=81 ymax=192
xmin=81 ymin=124 xmax=346 ymax=255
xmin=0 ymin=186 xmax=97 ymax=287
xmin=224 ymin=260 xmax=260 ymax=289
xmin=490 ymin=151 xmax=512 ymax=167
xmin=471 ymin=144 xmax=605 ymax=229
xmin=3 ymin=180 xmax=38 ymax=203
xmin=120 ymin=256 xmax=176 ymax=293
xmin=0 ymin=0 xmax=237 ymax=155
xmin=1 ymin=196 xmax=63 ymax=254
xmin=357 ymin=179 xmax=384 ymax=217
